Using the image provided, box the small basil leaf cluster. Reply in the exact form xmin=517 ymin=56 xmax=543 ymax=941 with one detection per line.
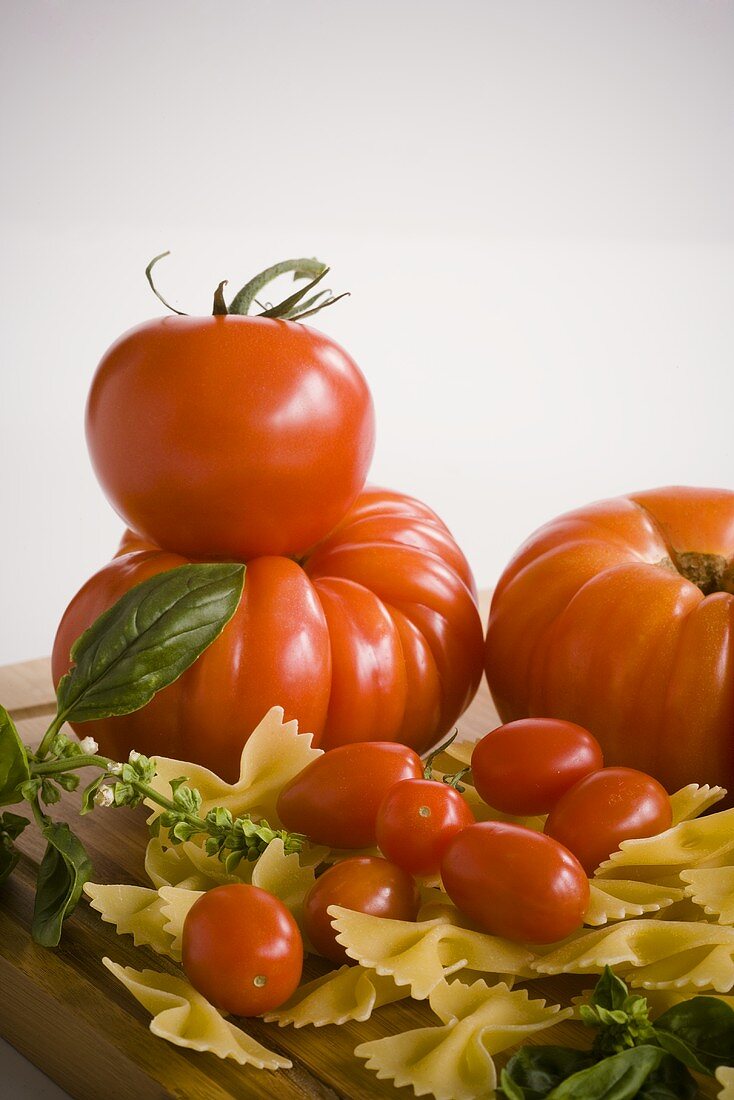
xmin=499 ymin=966 xmax=734 ymax=1100
xmin=150 ymin=779 xmax=305 ymax=872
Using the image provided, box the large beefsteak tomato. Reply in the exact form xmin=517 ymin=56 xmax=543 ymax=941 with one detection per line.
xmin=53 ymin=487 xmax=484 ymax=780
xmin=86 ymin=314 xmax=375 ymax=561
xmin=485 ymin=486 xmax=734 ymax=796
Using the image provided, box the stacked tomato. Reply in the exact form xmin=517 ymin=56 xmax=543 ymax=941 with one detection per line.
xmin=52 ymin=259 xmax=485 ymax=779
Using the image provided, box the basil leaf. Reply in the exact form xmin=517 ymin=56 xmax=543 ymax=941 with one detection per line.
xmin=547 ymin=1045 xmax=665 ymax=1099
xmin=654 ymin=996 xmax=734 ymax=1075
xmin=32 ymin=821 xmax=93 ymax=946
xmin=592 ymin=967 xmax=630 ymax=1012
xmin=0 ymin=705 xmax=30 ymax=807
xmin=500 ymin=1046 xmax=595 ymax=1098
xmin=55 ymin=563 xmax=245 ymax=723
xmin=0 ymin=811 xmax=29 ymax=886
xmin=636 ymin=1053 xmax=697 ymax=1100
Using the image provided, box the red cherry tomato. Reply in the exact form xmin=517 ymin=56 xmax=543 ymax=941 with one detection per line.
xmin=86 ymin=314 xmax=375 ymax=561
xmin=440 ymin=821 xmax=589 ymax=943
xmin=376 ymin=779 xmax=475 ymax=876
xmin=276 ymin=742 xmax=423 ymax=848
xmin=303 ymin=856 xmax=420 ymax=964
xmin=181 ymin=884 xmax=303 ymax=1016
xmin=471 ymin=718 xmax=604 ymax=816
xmin=544 ymin=766 xmax=672 ymax=874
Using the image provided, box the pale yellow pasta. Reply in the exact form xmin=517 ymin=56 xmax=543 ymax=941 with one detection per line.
xmin=149 ymin=705 xmax=322 ymax=825
xmin=584 ymin=879 xmax=684 ymax=926
xmin=717 ymin=1065 xmax=734 ymax=1099
xmin=249 ymin=838 xmax=317 ymax=930
xmin=670 ymin=783 xmax=726 ymax=824
xmin=681 ymin=868 xmax=734 ymax=925
xmin=104 ymin=959 xmax=290 ymax=1069
xmin=145 ymin=834 xmax=241 ymax=891
xmin=158 ymin=886 xmax=202 ymax=958
xmin=641 ymin=988 xmax=734 ymax=1018
xmin=597 ymin=808 xmax=734 ymax=880
xmin=329 ymin=906 xmax=535 ymax=999
xmin=264 ymin=964 xmax=406 ymax=1027
xmin=355 ymin=979 xmax=571 ymax=1100
xmin=85 ymin=883 xmax=177 ymax=958
xmin=534 ymin=919 xmax=734 ymax=992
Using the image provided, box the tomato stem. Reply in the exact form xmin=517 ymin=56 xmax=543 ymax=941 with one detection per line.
xmin=212 ymin=280 xmax=229 ymax=316
xmin=145 ymin=252 xmax=188 ymax=316
xmin=422 ymin=729 xmax=460 ymax=779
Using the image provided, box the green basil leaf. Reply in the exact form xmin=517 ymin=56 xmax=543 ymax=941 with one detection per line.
xmin=32 ymin=821 xmax=93 ymax=946
xmin=499 ymin=1068 xmax=528 ymax=1100
xmin=654 ymin=996 xmax=734 ymax=1075
xmin=79 ymin=775 xmax=104 ymax=814
xmin=547 ymin=1045 xmax=665 ymax=1099
xmin=55 ymin=563 xmax=245 ymax=723
xmin=636 ymin=1053 xmax=697 ymax=1100
xmin=592 ymin=967 xmax=630 ymax=1012
xmin=0 ymin=705 xmax=30 ymax=807
xmin=500 ymin=1046 xmax=596 ymax=1098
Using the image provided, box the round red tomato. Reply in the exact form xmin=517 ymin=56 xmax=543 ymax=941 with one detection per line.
xmin=303 ymin=856 xmax=420 ymax=964
xmin=485 ymin=486 xmax=734 ymax=798
xmin=471 ymin=719 xmax=604 ymax=816
xmin=86 ymin=315 xmax=375 ymax=561
xmin=440 ymin=821 xmax=589 ymax=943
xmin=51 ymin=487 xmax=484 ymax=780
xmin=277 ymin=742 xmax=423 ymax=848
xmin=544 ymin=766 xmax=672 ymax=874
xmin=181 ymin=884 xmax=303 ymax=1015
xmin=376 ymin=779 xmax=475 ymax=876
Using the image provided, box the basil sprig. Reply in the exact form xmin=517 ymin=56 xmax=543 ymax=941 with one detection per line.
xmin=499 ymin=967 xmax=734 ymax=1099
xmin=0 ymin=562 xmax=258 ymax=946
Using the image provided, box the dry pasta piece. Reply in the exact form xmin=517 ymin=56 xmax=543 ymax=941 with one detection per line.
xmin=534 ymin=919 xmax=734 ymax=992
xmin=670 ymin=783 xmax=726 ymax=824
xmin=84 ymin=883 xmax=177 ymax=958
xmin=717 ymin=1065 xmax=734 ymax=1099
xmin=157 ymin=886 xmax=202 ymax=958
xmin=329 ymin=906 xmax=535 ymax=999
xmin=145 ymin=835 xmax=241 ymax=891
xmin=641 ymin=988 xmax=734 ymax=1018
xmin=584 ymin=879 xmax=684 ymax=926
xmin=149 ymin=705 xmax=321 ymax=826
xmin=681 ymin=868 xmax=734 ymax=925
xmin=596 ymin=808 xmax=734 ymax=881
xmin=104 ymin=959 xmax=290 ymax=1069
xmin=355 ymin=979 xmax=571 ymax=1100
xmin=264 ymin=964 xmax=406 ymax=1027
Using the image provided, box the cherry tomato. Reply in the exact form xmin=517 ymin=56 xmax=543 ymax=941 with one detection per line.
xmin=544 ymin=766 xmax=672 ymax=874
xmin=440 ymin=821 xmax=589 ymax=943
xmin=471 ymin=718 xmax=604 ymax=815
xmin=276 ymin=742 xmax=423 ymax=848
xmin=181 ymin=884 xmax=303 ymax=1016
xmin=376 ymin=779 xmax=475 ymax=875
xmin=86 ymin=314 xmax=375 ymax=561
xmin=303 ymin=856 xmax=420 ymax=964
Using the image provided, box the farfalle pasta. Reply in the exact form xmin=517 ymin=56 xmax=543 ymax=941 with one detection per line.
xmin=597 ymin=807 xmax=734 ymax=881
xmin=85 ymin=883 xmax=178 ymax=958
xmin=265 ymin=964 xmax=406 ymax=1027
xmin=148 ymin=705 xmax=322 ymax=825
xmin=681 ymin=868 xmax=734 ymax=926
xmin=717 ymin=1065 xmax=734 ymax=1099
xmin=329 ymin=906 xmax=535 ymax=999
xmin=669 ymin=783 xmax=726 ymax=824
xmin=534 ymin=919 xmax=734 ymax=992
xmin=584 ymin=878 xmax=683 ymax=926
xmin=355 ymin=979 xmax=571 ymax=1100
xmin=104 ymin=959 xmax=291 ymax=1069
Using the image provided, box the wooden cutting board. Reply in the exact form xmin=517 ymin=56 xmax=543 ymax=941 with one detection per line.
xmin=0 ymin=653 xmax=718 ymax=1100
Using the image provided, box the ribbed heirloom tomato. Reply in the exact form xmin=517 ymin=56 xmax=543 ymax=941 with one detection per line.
xmin=52 ymin=487 xmax=484 ymax=779
xmin=485 ymin=487 xmax=734 ymax=797
xmin=86 ymin=257 xmax=375 ymax=561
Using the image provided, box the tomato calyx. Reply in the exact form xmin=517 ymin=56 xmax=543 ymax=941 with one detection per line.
xmin=663 ymin=550 xmax=734 ymax=596
xmin=422 ymin=730 xmax=470 ymax=791
xmin=144 ymin=252 xmax=350 ymax=322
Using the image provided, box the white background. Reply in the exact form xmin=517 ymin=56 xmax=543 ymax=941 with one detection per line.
xmin=0 ymin=3 xmax=732 ymax=1093
xmin=1 ymin=0 xmax=734 ymax=667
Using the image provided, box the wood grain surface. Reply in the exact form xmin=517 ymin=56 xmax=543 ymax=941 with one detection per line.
xmin=0 ymin=646 xmax=718 ymax=1100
